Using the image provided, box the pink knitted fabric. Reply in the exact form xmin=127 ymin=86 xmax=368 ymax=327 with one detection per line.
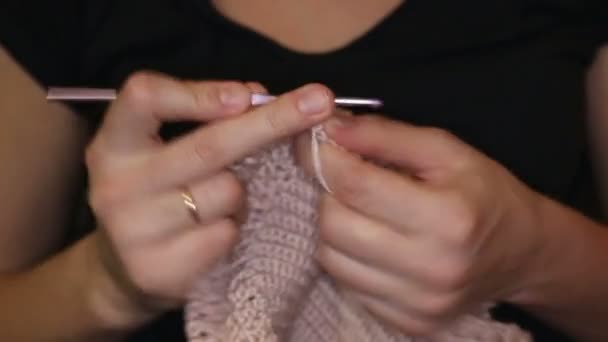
xmin=185 ymin=132 xmax=532 ymax=341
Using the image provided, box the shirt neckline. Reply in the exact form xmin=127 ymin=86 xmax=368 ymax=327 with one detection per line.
xmin=194 ymin=1 xmax=413 ymax=59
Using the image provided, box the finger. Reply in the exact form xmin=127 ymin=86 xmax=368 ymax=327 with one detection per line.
xmin=148 ymin=83 xmax=335 ymax=190
xmin=319 ymin=195 xmax=418 ymax=274
xmin=179 ymin=219 xmax=239 ymax=287
xmin=175 ymin=171 xmax=243 ymax=225
xmin=349 ymin=291 xmax=441 ymax=336
xmin=323 ymin=114 xmax=475 ymax=175
xmin=319 ymin=195 xmax=467 ymax=295
xmin=294 ymin=127 xmax=312 ymax=167
xmin=140 ymin=219 xmax=239 ymax=298
xmin=318 ymin=142 xmax=435 ymax=230
xmin=99 ymin=72 xmax=252 ymax=153
xmin=317 ymin=244 xmax=404 ymax=300
xmin=317 ymin=245 xmax=436 ymax=318
xmin=294 ymin=109 xmax=351 ymax=170
xmin=161 ymin=171 xmax=243 ymax=229
xmin=110 ymin=171 xmax=243 ymax=240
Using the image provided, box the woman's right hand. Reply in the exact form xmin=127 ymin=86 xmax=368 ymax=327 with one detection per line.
xmin=84 ymin=72 xmax=334 ymax=329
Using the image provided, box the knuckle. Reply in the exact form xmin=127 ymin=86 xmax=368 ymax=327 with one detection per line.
xmin=196 ymin=84 xmax=223 ymax=110
xmin=431 ymin=258 xmax=471 ymax=292
xmin=217 ymin=219 xmax=240 ymax=245
xmin=263 ymin=105 xmax=292 ymax=137
xmin=220 ymin=173 xmax=245 ymax=211
xmin=441 ymin=194 xmax=478 ymax=247
xmin=193 ymin=139 xmax=223 ymax=167
xmin=121 ymin=72 xmax=156 ymax=108
xmin=195 ymin=180 xmax=215 ymax=211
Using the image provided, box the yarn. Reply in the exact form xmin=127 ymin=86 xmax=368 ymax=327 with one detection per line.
xmin=185 ymin=127 xmax=531 ymax=342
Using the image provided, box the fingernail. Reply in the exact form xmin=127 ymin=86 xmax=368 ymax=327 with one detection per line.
xmin=220 ymin=87 xmax=246 ymax=108
xmin=297 ymin=86 xmax=330 ymax=116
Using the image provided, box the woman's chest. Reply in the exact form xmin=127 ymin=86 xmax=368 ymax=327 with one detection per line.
xmin=80 ymin=0 xmax=599 ymax=200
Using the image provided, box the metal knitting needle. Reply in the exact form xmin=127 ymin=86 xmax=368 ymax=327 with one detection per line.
xmin=46 ymin=87 xmax=383 ymax=108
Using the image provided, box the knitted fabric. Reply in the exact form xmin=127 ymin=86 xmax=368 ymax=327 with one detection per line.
xmin=185 ymin=128 xmax=532 ymax=342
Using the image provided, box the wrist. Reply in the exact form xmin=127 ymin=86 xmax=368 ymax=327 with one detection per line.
xmin=496 ymin=190 xmax=548 ymax=304
xmin=84 ymin=232 xmax=156 ymax=332
xmin=504 ymin=195 xmax=551 ymax=305
xmin=505 ymin=196 xmax=606 ymax=307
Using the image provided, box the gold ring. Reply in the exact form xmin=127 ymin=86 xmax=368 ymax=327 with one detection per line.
xmin=181 ymin=187 xmax=201 ymax=224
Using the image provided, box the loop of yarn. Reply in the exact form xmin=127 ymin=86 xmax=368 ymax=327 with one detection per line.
xmin=311 ymin=125 xmax=333 ymax=194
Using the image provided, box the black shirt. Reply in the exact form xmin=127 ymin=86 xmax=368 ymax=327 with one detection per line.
xmin=1 ymin=0 xmax=607 ymax=340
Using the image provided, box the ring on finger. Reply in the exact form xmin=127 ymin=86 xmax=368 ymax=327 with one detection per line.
xmin=181 ymin=187 xmax=201 ymax=224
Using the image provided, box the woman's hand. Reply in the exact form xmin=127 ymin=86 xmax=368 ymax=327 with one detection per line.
xmin=298 ymin=114 xmax=545 ymax=335
xmin=85 ymin=72 xmax=335 ymax=329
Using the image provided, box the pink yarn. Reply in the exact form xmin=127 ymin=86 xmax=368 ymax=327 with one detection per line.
xmin=185 ymin=131 xmax=532 ymax=341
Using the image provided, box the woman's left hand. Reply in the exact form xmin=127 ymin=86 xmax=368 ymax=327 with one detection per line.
xmin=297 ymin=114 xmax=546 ymax=335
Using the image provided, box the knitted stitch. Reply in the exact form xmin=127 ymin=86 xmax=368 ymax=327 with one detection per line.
xmin=185 ymin=128 xmax=532 ymax=342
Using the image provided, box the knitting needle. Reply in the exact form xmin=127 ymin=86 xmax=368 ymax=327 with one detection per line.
xmin=46 ymin=87 xmax=383 ymax=108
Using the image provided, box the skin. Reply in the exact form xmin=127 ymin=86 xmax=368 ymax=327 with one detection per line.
xmin=211 ymin=0 xmax=403 ymax=54
xmin=0 ymin=48 xmax=335 ymax=340
xmin=296 ymin=113 xmax=608 ymax=340
xmin=1 ymin=0 xmax=608 ymax=340
xmin=85 ymin=74 xmax=334 ymax=325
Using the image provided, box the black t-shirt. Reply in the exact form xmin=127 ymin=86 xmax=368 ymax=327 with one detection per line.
xmin=1 ymin=0 xmax=607 ymax=340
